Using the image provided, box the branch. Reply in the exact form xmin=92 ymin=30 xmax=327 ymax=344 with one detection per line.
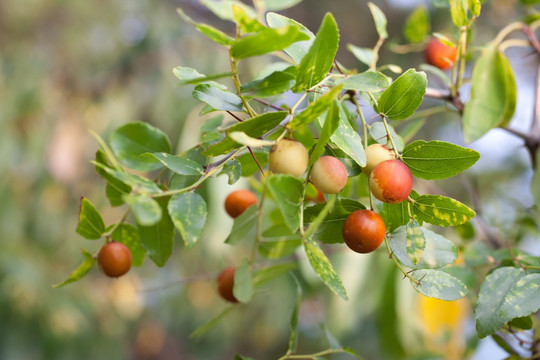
xmin=424 ymin=87 xmax=465 ymax=113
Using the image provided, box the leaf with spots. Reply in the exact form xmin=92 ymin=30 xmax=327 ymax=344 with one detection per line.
xmin=410 ymin=269 xmax=468 ymax=301
xmin=412 ymin=195 xmax=475 ymax=227
xmin=499 ymin=273 xmax=540 ymax=322
xmin=389 ymin=225 xmax=457 ymax=269
xmin=168 ymin=192 xmax=207 ymax=248
xmin=111 ymin=224 xmax=146 ymax=267
xmin=303 ymin=237 xmax=348 ymax=300
xmin=476 ymin=267 xmax=525 ymax=338
xmin=402 ymin=140 xmax=480 ymax=180
xmin=406 ymin=221 xmax=425 ymax=265
xmin=267 ymin=175 xmax=304 ymax=232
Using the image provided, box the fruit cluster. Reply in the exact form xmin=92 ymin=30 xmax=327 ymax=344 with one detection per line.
xmin=217 ymin=140 xmax=413 ymax=302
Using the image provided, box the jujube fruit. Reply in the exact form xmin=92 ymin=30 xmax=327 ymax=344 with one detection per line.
xmin=424 ymin=37 xmax=457 ymax=70
xmin=224 ymin=189 xmax=257 ymax=218
xmin=217 ymin=267 xmax=239 ymax=303
xmin=98 ymin=241 xmax=132 ymax=278
xmin=309 ymin=156 xmax=348 ymax=194
xmin=268 ymin=139 xmax=309 ymax=177
xmin=342 ymin=209 xmax=386 ymax=253
xmin=369 ymin=159 xmax=413 ymax=204
xmin=362 ymin=144 xmax=395 ymax=176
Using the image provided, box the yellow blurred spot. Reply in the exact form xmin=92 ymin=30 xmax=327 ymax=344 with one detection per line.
xmin=417 ymin=295 xmax=469 ymax=360
xmin=187 ymin=280 xmax=216 ymax=309
xmin=108 ymin=275 xmax=144 ymax=319
xmin=135 ymin=321 xmax=166 ymax=357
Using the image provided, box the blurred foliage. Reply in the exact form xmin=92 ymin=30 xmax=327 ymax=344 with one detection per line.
xmin=1 ymin=0 xmax=539 ymax=359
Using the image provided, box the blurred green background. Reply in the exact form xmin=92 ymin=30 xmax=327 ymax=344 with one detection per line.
xmin=1 ymin=0 xmax=537 ymax=359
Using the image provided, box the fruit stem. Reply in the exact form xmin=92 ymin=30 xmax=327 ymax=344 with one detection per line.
xmin=302 ymin=194 xmax=336 ymax=240
xmin=250 ymin=184 xmax=267 ymax=268
xmin=229 ymin=49 xmax=257 ymax=118
xmin=493 ymin=21 xmax=525 ymax=47
xmin=370 ymin=37 xmax=385 ymax=71
xmin=452 ymin=26 xmax=468 ymax=97
xmin=278 ymin=347 xmax=347 ymax=360
xmin=381 ymin=116 xmax=400 ymax=157
xmin=384 ymin=237 xmax=421 ymax=286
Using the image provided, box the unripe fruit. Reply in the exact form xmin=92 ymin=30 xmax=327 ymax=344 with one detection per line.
xmin=424 ymin=38 xmax=457 ymax=70
xmin=342 ymin=209 xmax=385 ymax=253
xmin=309 ymin=156 xmax=348 ymax=194
xmin=362 ymin=144 xmax=396 ymax=176
xmin=306 ymin=188 xmax=326 ymax=203
xmin=98 ymin=241 xmax=132 ymax=278
xmin=217 ymin=267 xmax=239 ymax=303
xmin=224 ymin=190 xmax=257 ymax=218
xmin=268 ymin=139 xmax=309 ymax=177
xmin=369 ymin=160 xmax=413 ymax=204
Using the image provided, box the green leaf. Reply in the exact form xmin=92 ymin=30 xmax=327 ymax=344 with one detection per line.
xmin=449 ymin=0 xmax=468 ymax=27
xmin=381 ymin=192 xmax=417 ymax=232
xmin=294 ymin=13 xmax=339 ymax=91
xmin=367 ymin=2 xmax=388 ymax=39
xmin=476 ymin=267 xmax=524 ymax=338
xmin=327 ymin=101 xmax=366 ymax=167
xmin=532 ymin=153 xmax=540 ymax=206
xmin=110 ymin=122 xmax=172 ymax=172
xmin=124 ymin=194 xmax=162 ymax=226
xmin=347 ymin=44 xmax=374 ymax=67
xmin=469 ymin=0 xmax=481 ymax=17
xmin=201 ymin=0 xmax=256 ymax=21
xmin=303 ymin=199 xmax=365 ymax=244
xmin=168 ymin=192 xmax=207 ymax=248
xmin=337 ymin=71 xmax=390 ymax=92
xmin=173 ymin=67 xmax=229 ymax=89
xmin=406 ymin=221 xmax=426 ymax=265
xmin=303 ymin=237 xmax=348 ymax=300
xmin=76 ymin=198 xmax=106 ymax=240
xmin=228 ymin=132 xmax=276 ymax=147
xmin=463 ymin=46 xmax=517 ymax=142
xmin=288 ymin=277 xmax=302 ymax=352
xmin=53 ymin=249 xmax=96 ymax=288
xmin=289 ymin=85 xmax=343 ymax=129
xmin=204 ymin=111 xmax=287 ymax=156
xmin=389 ymin=225 xmax=457 ymax=269
xmin=266 ymin=175 xmax=304 ymax=232
xmin=93 ymin=163 xmax=162 ymax=195
xmin=412 ymin=194 xmax=475 ymax=227
xmin=265 ymin=0 xmax=302 ymax=11
xmin=403 ymin=6 xmax=430 ymax=44
xmin=221 ymin=158 xmax=242 ymax=184
xmin=266 ymin=13 xmax=315 ymax=64
xmin=176 ymin=8 xmax=235 ymax=46
xmin=233 ymin=259 xmax=253 ymax=303
xmin=111 ymin=224 xmax=146 ymax=267
xmin=189 ymin=306 xmax=235 ymax=338
xmin=253 ymin=262 xmax=297 ymax=287
xmin=192 ymin=84 xmax=243 ymax=112
xmin=309 ymin=100 xmax=340 ymax=166
xmin=410 ymin=269 xmax=468 ymax=300
xmin=231 ymin=26 xmax=310 ymax=59
xmin=240 ymin=68 xmax=296 ymax=97
xmin=402 ymin=140 xmax=480 ymax=179
xmin=138 ymin=197 xmax=174 ymax=267
xmin=145 ymin=152 xmax=204 ymax=176
xmin=259 ymin=226 xmax=301 ymax=259
xmin=95 ymin=150 xmax=131 ymax=206
xmin=232 ymin=5 xmax=267 ymax=33
xmin=225 ymin=205 xmax=257 ymax=245
xmin=377 ymin=69 xmax=427 ymax=120
xmin=509 ymin=316 xmax=533 ymax=330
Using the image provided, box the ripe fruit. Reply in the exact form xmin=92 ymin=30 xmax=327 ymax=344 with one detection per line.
xmin=98 ymin=241 xmax=132 ymax=278
xmin=224 ymin=189 xmax=257 ymax=218
xmin=424 ymin=37 xmax=457 ymax=70
xmin=362 ymin=144 xmax=395 ymax=176
xmin=369 ymin=160 xmax=413 ymax=204
xmin=217 ymin=267 xmax=239 ymax=303
xmin=268 ymin=139 xmax=309 ymax=177
xmin=309 ymin=156 xmax=348 ymax=194
xmin=342 ymin=209 xmax=386 ymax=253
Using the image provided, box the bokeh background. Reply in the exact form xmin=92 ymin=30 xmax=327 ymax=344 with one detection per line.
xmin=1 ymin=0 xmax=538 ymax=359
